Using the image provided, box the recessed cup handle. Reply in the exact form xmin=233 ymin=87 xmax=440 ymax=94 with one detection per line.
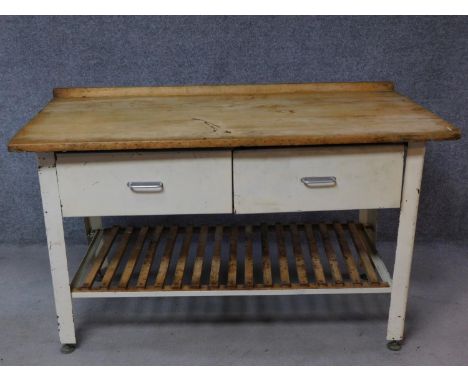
xmin=127 ymin=181 xmax=164 ymax=193
xmin=301 ymin=177 xmax=337 ymax=188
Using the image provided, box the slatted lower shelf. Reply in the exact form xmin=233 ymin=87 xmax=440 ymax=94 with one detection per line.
xmin=71 ymin=222 xmax=392 ymax=298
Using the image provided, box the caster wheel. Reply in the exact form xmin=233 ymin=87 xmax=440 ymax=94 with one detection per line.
xmin=387 ymin=340 xmax=402 ymax=351
xmin=60 ymin=344 xmax=76 ymax=354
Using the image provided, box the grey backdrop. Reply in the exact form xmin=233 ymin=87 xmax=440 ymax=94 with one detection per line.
xmin=1 ymin=16 xmax=467 ymax=245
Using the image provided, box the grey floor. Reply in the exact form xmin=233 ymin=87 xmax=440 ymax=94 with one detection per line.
xmin=1 ymin=240 xmax=467 ymax=365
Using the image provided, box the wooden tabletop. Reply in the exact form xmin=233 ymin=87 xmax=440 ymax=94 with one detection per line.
xmin=8 ymin=82 xmax=460 ymax=152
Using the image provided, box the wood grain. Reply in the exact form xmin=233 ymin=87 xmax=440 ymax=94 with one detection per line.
xmin=348 ymin=222 xmax=380 ymax=285
xmin=136 ymin=226 xmax=164 ymax=289
xmin=209 ymin=226 xmax=224 ymax=288
xmin=101 ymin=227 xmax=133 ymax=289
xmin=290 ymin=224 xmax=309 ymax=286
xmin=318 ymin=223 xmax=344 ymax=285
xmin=227 ymin=226 xmax=238 ymax=288
xmin=74 ymin=221 xmax=390 ymax=293
xmin=172 ymin=226 xmax=194 ymax=289
xmin=8 ymin=82 xmax=460 ymax=152
xmin=244 ymin=225 xmax=254 ymax=288
xmin=118 ymin=226 xmax=149 ymax=289
xmin=260 ymin=224 xmax=273 ymax=287
xmin=53 ymin=82 xmax=395 ymax=98
xmin=81 ymin=226 xmax=119 ymax=289
xmin=190 ymin=225 xmax=209 ymax=288
xmin=304 ymin=224 xmax=327 ymax=285
xmin=275 ymin=224 xmax=290 ymax=287
xmin=154 ymin=226 xmax=178 ymax=289
xmin=333 ymin=222 xmax=362 ymax=285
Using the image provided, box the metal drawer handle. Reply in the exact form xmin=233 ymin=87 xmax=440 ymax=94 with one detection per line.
xmin=127 ymin=181 xmax=164 ymax=193
xmin=301 ymin=177 xmax=337 ymax=188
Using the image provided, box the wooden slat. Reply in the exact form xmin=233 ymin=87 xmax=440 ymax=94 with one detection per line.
xmin=275 ymin=224 xmax=290 ymax=286
xmin=318 ymin=223 xmax=344 ymax=285
xmin=118 ymin=226 xmax=149 ymax=289
xmin=101 ymin=227 xmax=133 ymax=289
xmin=290 ymin=224 xmax=309 ymax=286
xmin=191 ymin=225 xmax=208 ymax=288
xmin=209 ymin=226 xmax=224 ymax=288
xmin=304 ymin=224 xmax=327 ymax=285
xmin=227 ymin=226 xmax=238 ymax=288
xmin=260 ymin=224 xmax=273 ymax=287
xmin=348 ymin=222 xmax=380 ymax=285
xmin=333 ymin=223 xmax=362 ymax=285
xmin=81 ymin=226 xmax=119 ymax=289
xmin=357 ymin=223 xmax=378 ymax=256
xmin=71 ymin=229 xmax=104 ymax=288
xmin=75 ymin=221 xmax=392 ymax=294
xmin=172 ymin=226 xmax=194 ymax=289
xmin=136 ymin=226 xmax=164 ymax=289
xmin=244 ymin=225 xmax=254 ymax=288
xmin=154 ymin=226 xmax=178 ymax=288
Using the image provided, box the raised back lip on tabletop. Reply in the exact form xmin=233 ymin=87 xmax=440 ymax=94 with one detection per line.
xmin=51 ymin=81 xmax=396 ymax=99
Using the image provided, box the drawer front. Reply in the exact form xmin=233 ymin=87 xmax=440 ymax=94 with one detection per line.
xmin=56 ymin=151 xmax=232 ymax=217
xmin=233 ymin=145 xmax=404 ymax=213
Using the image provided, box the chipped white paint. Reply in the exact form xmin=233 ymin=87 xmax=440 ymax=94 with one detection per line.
xmin=36 ymin=142 xmax=427 ymax=346
xmin=387 ymin=142 xmax=426 ymax=341
xmin=37 ymin=153 xmax=76 ymax=345
xmin=233 ymin=145 xmax=404 ymax=213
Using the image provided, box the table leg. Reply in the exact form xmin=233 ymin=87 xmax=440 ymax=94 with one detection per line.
xmin=84 ymin=216 xmax=107 ymax=276
xmin=387 ymin=142 xmax=425 ymax=350
xmin=38 ymin=153 xmax=76 ymax=352
xmin=359 ymin=209 xmax=377 ymax=249
xmin=84 ymin=216 xmax=102 ymax=243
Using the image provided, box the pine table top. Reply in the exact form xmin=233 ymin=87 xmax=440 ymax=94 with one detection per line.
xmin=8 ymin=82 xmax=460 ymax=152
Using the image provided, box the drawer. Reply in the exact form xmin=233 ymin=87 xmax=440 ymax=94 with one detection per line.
xmin=56 ymin=151 xmax=232 ymax=217
xmin=233 ymin=145 xmax=404 ymax=213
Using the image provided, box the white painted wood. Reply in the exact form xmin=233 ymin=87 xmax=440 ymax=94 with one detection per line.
xmin=84 ymin=216 xmax=102 ymax=247
xmin=359 ymin=211 xmax=391 ymax=284
xmin=83 ymin=217 xmax=108 ymax=268
xmin=370 ymin=253 xmax=393 ymax=286
xmin=37 ymin=153 xmax=76 ymax=345
xmin=387 ymin=142 xmax=425 ymax=341
xmin=84 ymin=216 xmax=102 ymax=233
xmin=359 ymin=210 xmax=377 ymax=246
xmin=233 ymin=145 xmax=404 ymax=213
xmin=56 ymin=151 xmax=232 ymax=217
xmin=72 ymin=286 xmax=391 ymax=298
xmin=35 ymin=143 xmax=424 ymax=346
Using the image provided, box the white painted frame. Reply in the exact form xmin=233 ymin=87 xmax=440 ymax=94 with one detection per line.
xmin=72 ymin=287 xmax=392 ymax=298
xmin=37 ymin=143 xmax=425 ymax=347
xmin=387 ymin=142 xmax=426 ymax=341
xmin=37 ymin=153 xmax=76 ymax=345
